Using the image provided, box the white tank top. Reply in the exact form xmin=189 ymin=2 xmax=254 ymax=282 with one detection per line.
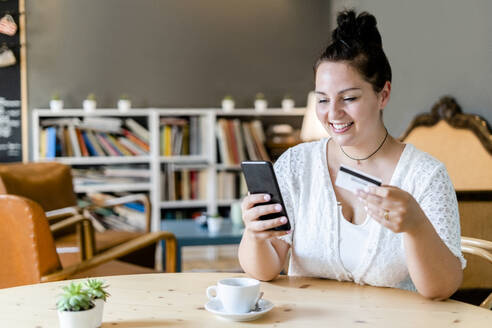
xmin=338 ymin=203 xmax=372 ymax=274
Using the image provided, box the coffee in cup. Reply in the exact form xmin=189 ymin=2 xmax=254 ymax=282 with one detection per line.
xmin=206 ymin=277 xmax=261 ymax=314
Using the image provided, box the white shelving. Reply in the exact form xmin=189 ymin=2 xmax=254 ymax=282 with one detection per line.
xmin=74 ymin=183 xmax=152 ymax=193
xmin=32 ymin=107 xmax=305 ymax=233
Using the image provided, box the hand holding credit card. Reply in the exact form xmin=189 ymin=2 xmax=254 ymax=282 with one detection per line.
xmin=335 ymin=165 xmax=382 ymax=194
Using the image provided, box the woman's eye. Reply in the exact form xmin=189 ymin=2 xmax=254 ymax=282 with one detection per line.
xmin=318 ymin=99 xmax=328 ymax=104
xmin=344 ymin=97 xmax=357 ymax=102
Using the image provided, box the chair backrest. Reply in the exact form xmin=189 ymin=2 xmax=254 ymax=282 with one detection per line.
xmin=0 ymin=162 xmax=77 ymax=211
xmin=400 ymin=96 xmax=492 ymax=191
xmin=0 ymin=195 xmax=61 ymax=289
xmin=400 ymin=96 xmax=492 ymax=289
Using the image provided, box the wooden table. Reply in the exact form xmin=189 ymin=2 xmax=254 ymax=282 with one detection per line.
xmin=0 ymin=272 xmax=490 ymax=327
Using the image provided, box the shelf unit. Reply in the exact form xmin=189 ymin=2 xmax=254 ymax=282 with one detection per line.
xmin=32 ymin=107 xmax=305 ymax=232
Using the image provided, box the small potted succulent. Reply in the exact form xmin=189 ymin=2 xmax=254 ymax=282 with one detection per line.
xmin=50 ymin=92 xmax=64 ymax=112
xmin=84 ymin=279 xmax=110 ymax=327
xmin=57 ymin=282 xmax=97 ymax=328
xmin=221 ymin=94 xmax=235 ymax=112
xmin=117 ymin=94 xmax=132 ymax=112
xmin=83 ymin=93 xmax=97 ymax=112
xmin=254 ymin=93 xmax=267 ymax=112
xmin=281 ymin=94 xmax=295 ymax=111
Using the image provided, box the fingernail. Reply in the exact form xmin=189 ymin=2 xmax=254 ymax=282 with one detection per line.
xmin=280 ymin=216 xmax=287 ymax=223
xmin=286 ymin=230 xmax=292 ymax=234
xmin=264 ymin=194 xmax=271 ymax=201
xmin=275 ymin=204 xmax=282 ymax=211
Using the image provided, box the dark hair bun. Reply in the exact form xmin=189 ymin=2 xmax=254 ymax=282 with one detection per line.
xmin=332 ymin=10 xmax=382 ymax=48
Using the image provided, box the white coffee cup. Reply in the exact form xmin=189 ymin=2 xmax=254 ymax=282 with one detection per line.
xmin=206 ymin=278 xmax=261 ymax=314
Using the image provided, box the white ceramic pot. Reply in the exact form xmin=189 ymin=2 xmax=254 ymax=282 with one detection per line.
xmin=58 ymin=306 xmax=98 ymax=328
xmin=230 ymin=201 xmax=243 ymax=227
xmin=207 ymin=217 xmax=223 ymax=234
xmin=281 ymin=98 xmax=295 ymax=111
xmin=93 ymin=298 xmax=104 ymax=327
xmin=221 ymin=99 xmax=235 ymax=112
xmin=254 ymin=99 xmax=267 ymax=112
xmin=83 ymin=99 xmax=97 ymax=112
xmin=117 ymin=99 xmax=131 ymax=112
xmin=50 ymin=99 xmax=64 ymax=112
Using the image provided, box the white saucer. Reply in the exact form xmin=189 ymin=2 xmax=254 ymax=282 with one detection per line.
xmin=205 ymin=298 xmax=274 ymax=322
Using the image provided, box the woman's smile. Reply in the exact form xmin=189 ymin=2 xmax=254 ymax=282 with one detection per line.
xmin=330 ymin=121 xmax=354 ymax=133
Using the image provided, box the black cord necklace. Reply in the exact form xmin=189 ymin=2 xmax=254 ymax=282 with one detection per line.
xmin=339 ymin=128 xmax=389 ymax=165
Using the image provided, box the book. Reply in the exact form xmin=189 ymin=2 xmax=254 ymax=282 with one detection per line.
xmin=46 ymin=126 xmax=57 ymax=159
xmin=113 ymin=206 xmax=146 ymax=231
xmin=250 ymin=120 xmax=271 ymax=161
xmin=56 ymin=126 xmax=66 ymax=157
xmin=87 ymin=130 xmax=107 ymax=156
xmin=118 ymin=137 xmax=146 ymax=156
xmin=96 ymin=133 xmax=120 ymax=156
xmin=82 ymin=117 xmax=122 ymax=133
xmin=76 ymin=128 xmax=89 ymax=157
xmin=63 ymin=127 xmax=73 ymax=157
xmin=242 ymin=121 xmax=258 ymax=161
xmin=68 ymin=124 xmax=82 ymax=157
xmin=163 ymin=125 xmax=172 ymax=156
xmin=81 ymin=131 xmax=97 ymax=156
xmin=40 ymin=128 xmax=47 ymax=158
xmin=122 ymin=129 xmax=150 ymax=153
xmin=125 ymin=118 xmax=149 ymax=143
xmin=233 ymin=119 xmax=246 ymax=163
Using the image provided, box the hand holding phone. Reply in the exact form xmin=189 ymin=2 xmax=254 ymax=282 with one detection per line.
xmin=241 ymin=161 xmax=291 ymax=231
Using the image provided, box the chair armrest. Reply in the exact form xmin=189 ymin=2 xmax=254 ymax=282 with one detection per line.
xmin=50 ymin=214 xmax=96 ymax=260
xmin=45 ymin=206 xmax=81 ymax=222
xmin=49 ymin=214 xmax=87 ymax=233
xmin=86 ymin=194 xmax=151 ymax=233
xmin=461 ymin=237 xmax=492 ymax=251
xmin=461 ymin=245 xmax=492 ymax=263
xmin=40 ymin=231 xmax=177 ymax=282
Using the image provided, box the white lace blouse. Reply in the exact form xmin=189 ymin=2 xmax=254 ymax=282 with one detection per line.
xmin=274 ymin=138 xmax=466 ymax=291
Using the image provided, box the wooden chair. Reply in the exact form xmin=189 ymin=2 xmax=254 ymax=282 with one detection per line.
xmin=0 ymin=162 xmax=154 ymax=267
xmin=461 ymin=237 xmax=492 ymax=309
xmin=400 ymin=96 xmax=492 ymax=305
xmin=0 ymin=194 xmax=176 ymax=289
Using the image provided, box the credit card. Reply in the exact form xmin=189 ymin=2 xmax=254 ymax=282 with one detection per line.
xmin=334 ymin=165 xmax=382 ymax=194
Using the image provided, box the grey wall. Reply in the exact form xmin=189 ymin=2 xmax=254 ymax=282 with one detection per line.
xmin=331 ymin=0 xmax=492 ymax=137
xmin=26 ymin=0 xmax=330 ymax=109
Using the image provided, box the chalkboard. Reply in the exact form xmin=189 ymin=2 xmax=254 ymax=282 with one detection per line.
xmin=0 ymin=0 xmax=22 ymax=162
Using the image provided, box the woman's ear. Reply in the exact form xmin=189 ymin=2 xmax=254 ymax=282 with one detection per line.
xmin=379 ymin=81 xmax=391 ymax=110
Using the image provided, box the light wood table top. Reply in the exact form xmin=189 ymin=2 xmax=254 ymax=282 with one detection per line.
xmin=0 ymin=272 xmax=490 ymax=327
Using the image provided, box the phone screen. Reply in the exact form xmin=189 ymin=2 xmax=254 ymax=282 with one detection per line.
xmin=241 ymin=161 xmax=291 ymax=231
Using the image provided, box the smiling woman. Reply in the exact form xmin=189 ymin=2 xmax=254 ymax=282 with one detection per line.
xmin=238 ymin=9 xmax=465 ymax=301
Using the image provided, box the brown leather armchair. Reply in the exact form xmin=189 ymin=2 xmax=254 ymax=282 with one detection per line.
xmin=0 ymin=162 xmax=155 ymax=267
xmin=0 ymin=194 xmax=176 ymax=289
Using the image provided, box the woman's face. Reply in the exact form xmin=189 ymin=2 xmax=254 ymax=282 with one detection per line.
xmin=315 ymin=61 xmax=390 ymax=148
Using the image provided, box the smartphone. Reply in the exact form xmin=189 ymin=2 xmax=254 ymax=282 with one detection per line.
xmin=241 ymin=161 xmax=291 ymax=231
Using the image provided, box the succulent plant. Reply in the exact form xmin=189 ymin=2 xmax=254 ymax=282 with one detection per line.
xmin=223 ymin=94 xmax=234 ymax=100
xmin=255 ymin=93 xmax=265 ymax=100
xmin=56 ymin=282 xmax=94 ymax=312
xmin=86 ymin=93 xmax=96 ymax=101
xmin=51 ymin=92 xmax=61 ymax=100
xmin=119 ymin=93 xmax=130 ymax=100
xmin=84 ymin=279 xmax=110 ymax=301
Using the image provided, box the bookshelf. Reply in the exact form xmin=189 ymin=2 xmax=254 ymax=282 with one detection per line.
xmin=32 ymin=107 xmax=305 ymax=232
